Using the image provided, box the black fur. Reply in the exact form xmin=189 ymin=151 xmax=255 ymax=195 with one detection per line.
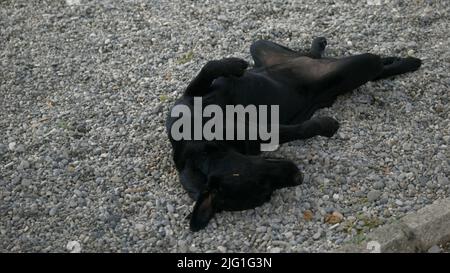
xmin=166 ymin=38 xmax=422 ymax=231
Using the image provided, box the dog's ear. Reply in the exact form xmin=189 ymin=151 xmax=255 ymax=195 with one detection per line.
xmin=189 ymin=191 xmax=216 ymax=231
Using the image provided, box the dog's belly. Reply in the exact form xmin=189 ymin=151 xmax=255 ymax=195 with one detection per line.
xmin=212 ymin=70 xmax=313 ymax=124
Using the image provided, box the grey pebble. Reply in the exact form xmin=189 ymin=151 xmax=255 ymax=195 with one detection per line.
xmin=269 ymin=247 xmax=282 ymax=253
xmin=19 ymin=160 xmax=31 ymax=170
xmin=427 ymin=245 xmax=442 ymax=253
xmin=312 ymin=229 xmax=323 ymax=240
xmin=217 ymin=246 xmax=227 ymax=253
xmin=367 ymin=190 xmax=382 ymax=202
xmin=8 ymin=142 xmax=16 ymax=151
xmin=49 ymin=207 xmax=57 ymax=216
xmin=256 ymin=226 xmax=267 ymax=233
xmin=167 ymin=204 xmax=175 ymax=213
xmin=438 ymin=175 xmax=449 ymax=185
xmin=110 ymin=176 xmax=123 ymax=183
xmin=373 ymin=181 xmax=384 ymax=190
xmin=354 ymin=143 xmax=364 ymax=149
xmin=21 ymin=178 xmax=32 ymax=187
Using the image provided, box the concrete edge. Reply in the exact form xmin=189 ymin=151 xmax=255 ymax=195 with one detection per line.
xmin=336 ymin=197 xmax=450 ymax=253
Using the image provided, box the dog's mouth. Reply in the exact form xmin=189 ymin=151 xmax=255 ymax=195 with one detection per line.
xmin=264 ymin=158 xmax=303 ymax=188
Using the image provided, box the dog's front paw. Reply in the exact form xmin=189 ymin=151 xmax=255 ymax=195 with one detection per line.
xmin=317 ymin=117 xmax=339 ymax=137
xmin=220 ymin=57 xmax=249 ymax=77
xmin=204 ymin=58 xmax=248 ymax=78
xmin=403 ymin=57 xmax=422 ymax=72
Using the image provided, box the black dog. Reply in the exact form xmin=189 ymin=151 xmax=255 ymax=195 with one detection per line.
xmin=166 ymin=37 xmax=421 ymax=231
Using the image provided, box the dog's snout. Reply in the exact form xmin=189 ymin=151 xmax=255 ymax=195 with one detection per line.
xmin=294 ymin=172 xmax=303 ymax=185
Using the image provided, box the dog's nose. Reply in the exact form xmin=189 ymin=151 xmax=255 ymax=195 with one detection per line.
xmin=294 ymin=172 xmax=303 ymax=185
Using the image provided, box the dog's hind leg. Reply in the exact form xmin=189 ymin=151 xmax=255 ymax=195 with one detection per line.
xmin=371 ymin=56 xmax=422 ymax=81
xmin=250 ymin=40 xmax=301 ymax=67
xmin=250 ymin=38 xmax=328 ymax=67
xmin=282 ymin=53 xmax=384 ymax=125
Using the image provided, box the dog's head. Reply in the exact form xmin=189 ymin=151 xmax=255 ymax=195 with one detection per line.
xmin=174 ymin=141 xmax=303 ymax=231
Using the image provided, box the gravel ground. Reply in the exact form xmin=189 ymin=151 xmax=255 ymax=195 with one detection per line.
xmin=1 ymin=0 xmax=449 ymax=253
xmin=427 ymin=242 xmax=450 ymax=253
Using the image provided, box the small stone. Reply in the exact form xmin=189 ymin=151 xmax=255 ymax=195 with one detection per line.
xmin=19 ymin=160 xmax=30 ymax=170
xmin=443 ymin=136 xmax=450 ymax=143
xmin=69 ymin=200 xmax=77 ymax=208
xmin=189 ymin=245 xmax=198 ymax=252
xmin=332 ymin=193 xmax=340 ymax=201
xmin=312 ymin=229 xmax=323 ymax=240
xmin=405 ymin=103 xmax=413 ymax=113
xmin=0 ymin=144 xmax=6 ymax=155
xmin=111 ymin=176 xmax=123 ymax=183
xmin=373 ymin=181 xmax=384 ymax=190
xmin=395 ymin=200 xmax=404 ymax=206
xmin=76 ymin=123 xmax=88 ymax=133
xmin=269 ymin=247 xmax=282 ymax=253
xmin=367 ymin=190 xmax=381 ymax=202
xmin=427 ymin=245 xmax=442 ymax=253
xmin=49 ymin=207 xmax=57 ymax=216
xmin=302 ymin=202 xmax=311 ymax=210
xmin=295 ymin=187 xmax=302 ymax=197
xmin=354 ymin=143 xmax=364 ymax=149
xmin=167 ymin=204 xmax=174 ymax=213
xmin=8 ymin=142 xmax=16 ymax=151
xmin=325 ymin=211 xmax=344 ymax=224
xmin=303 ymin=210 xmax=314 ymax=221
xmin=15 ymin=144 xmax=25 ymax=153
xmin=435 ymin=104 xmax=444 ymax=113
xmin=66 ymin=0 xmax=81 ymax=5
xmin=217 ymin=246 xmax=227 ymax=253
xmin=21 ymin=179 xmax=31 ymax=187
xmin=324 ymin=207 xmax=334 ymax=214
xmin=135 ymin=223 xmax=145 ymax=232
xmin=338 ymin=132 xmax=349 ymax=140
xmin=152 ymin=104 xmax=164 ymax=114
xmin=437 ymin=175 xmax=449 ymax=185
xmin=66 ymin=241 xmax=81 ymax=253
xmin=256 ymin=226 xmax=267 ymax=233
xmin=389 ymin=181 xmax=399 ymax=189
